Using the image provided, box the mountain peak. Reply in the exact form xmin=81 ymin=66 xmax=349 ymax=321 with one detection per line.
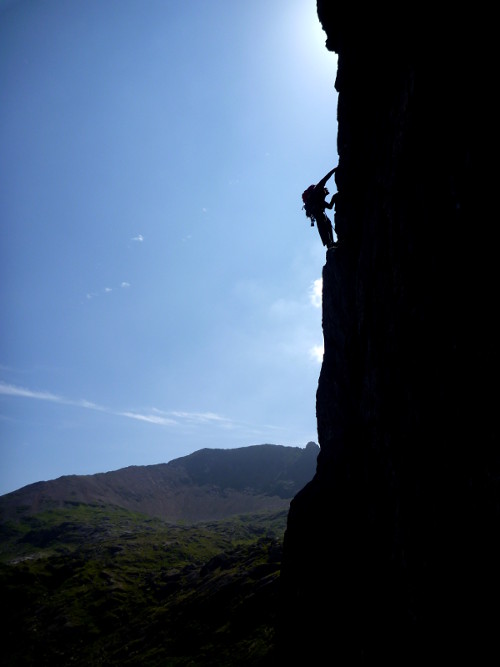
xmin=0 ymin=443 xmax=318 ymax=524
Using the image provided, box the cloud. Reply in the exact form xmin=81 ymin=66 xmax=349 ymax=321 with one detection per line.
xmin=0 ymin=381 xmax=304 ymax=448
xmin=0 ymin=382 xmax=106 ymax=410
xmin=118 ymin=411 xmax=177 ymax=426
xmin=86 ymin=282 xmax=130 ymax=299
xmin=310 ymin=278 xmax=322 ymax=308
xmin=309 ymin=344 xmax=324 ymax=363
xmin=0 ymin=382 xmax=232 ymax=430
xmin=0 ymin=383 xmax=62 ymax=402
xmin=131 ymin=234 xmax=144 ymax=242
xmin=165 ymin=410 xmax=234 ymax=426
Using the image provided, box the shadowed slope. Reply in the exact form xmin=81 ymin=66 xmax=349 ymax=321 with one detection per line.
xmin=0 ymin=443 xmax=319 ymax=523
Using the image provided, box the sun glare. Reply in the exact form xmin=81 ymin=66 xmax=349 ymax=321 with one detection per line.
xmin=286 ymin=1 xmax=337 ymax=79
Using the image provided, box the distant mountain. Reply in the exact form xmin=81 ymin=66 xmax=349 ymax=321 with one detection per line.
xmin=0 ymin=442 xmax=319 ymax=523
xmin=0 ymin=443 xmax=320 ymax=665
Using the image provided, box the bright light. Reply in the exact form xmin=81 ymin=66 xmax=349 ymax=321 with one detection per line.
xmin=310 ymin=344 xmax=324 ymax=363
xmin=286 ymin=0 xmax=338 ymax=81
xmin=310 ymin=278 xmax=323 ymax=308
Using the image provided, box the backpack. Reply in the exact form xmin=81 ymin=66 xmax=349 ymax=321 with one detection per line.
xmin=302 ymin=185 xmax=316 ymax=226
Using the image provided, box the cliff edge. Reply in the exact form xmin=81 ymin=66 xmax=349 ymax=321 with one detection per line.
xmin=278 ymin=5 xmax=499 ymax=664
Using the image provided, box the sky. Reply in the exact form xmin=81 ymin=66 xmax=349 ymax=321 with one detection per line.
xmin=0 ymin=0 xmax=338 ymax=496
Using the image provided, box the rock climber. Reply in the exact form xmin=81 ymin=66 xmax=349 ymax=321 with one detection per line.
xmin=302 ymin=167 xmax=338 ymax=249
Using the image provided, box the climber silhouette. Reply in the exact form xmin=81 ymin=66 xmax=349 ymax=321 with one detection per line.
xmin=302 ymin=167 xmax=338 ymax=249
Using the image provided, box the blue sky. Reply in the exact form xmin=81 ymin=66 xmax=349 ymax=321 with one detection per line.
xmin=0 ymin=0 xmax=338 ymax=496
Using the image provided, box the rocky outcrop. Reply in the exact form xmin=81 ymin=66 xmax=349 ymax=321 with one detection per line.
xmin=278 ymin=5 xmax=499 ymax=664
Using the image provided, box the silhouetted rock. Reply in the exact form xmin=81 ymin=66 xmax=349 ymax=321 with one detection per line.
xmin=278 ymin=4 xmax=499 ymax=664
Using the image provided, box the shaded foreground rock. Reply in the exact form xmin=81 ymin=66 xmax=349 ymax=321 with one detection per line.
xmin=278 ymin=5 xmax=499 ymax=664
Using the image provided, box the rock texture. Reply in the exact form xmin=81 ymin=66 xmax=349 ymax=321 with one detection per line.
xmin=278 ymin=5 xmax=498 ymax=664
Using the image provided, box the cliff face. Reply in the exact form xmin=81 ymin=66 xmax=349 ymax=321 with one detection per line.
xmin=278 ymin=6 xmax=499 ymax=663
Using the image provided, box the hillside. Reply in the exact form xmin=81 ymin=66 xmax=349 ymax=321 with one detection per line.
xmin=0 ymin=442 xmax=319 ymax=523
xmin=0 ymin=442 xmax=319 ymax=665
xmin=1 ymin=503 xmax=286 ymax=666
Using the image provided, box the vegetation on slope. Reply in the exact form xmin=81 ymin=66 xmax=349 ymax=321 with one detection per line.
xmin=1 ymin=502 xmax=285 ymax=666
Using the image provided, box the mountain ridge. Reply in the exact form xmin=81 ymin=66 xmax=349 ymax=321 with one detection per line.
xmin=0 ymin=442 xmax=319 ymax=524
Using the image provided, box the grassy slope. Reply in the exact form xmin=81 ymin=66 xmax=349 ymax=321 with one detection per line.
xmin=0 ymin=502 xmax=286 ymax=666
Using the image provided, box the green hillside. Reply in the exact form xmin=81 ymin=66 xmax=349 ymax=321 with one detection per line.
xmin=1 ymin=502 xmax=286 ymax=666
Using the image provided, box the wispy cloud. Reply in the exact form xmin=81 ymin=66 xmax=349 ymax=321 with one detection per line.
xmin=0 ymin=383 xmax=63 ymax=402
xmin=118 ymin=411 xmax=176 ymax=426
xmin=0 ymin=382 xmax=107 ymax=411
xmin=121 ymin=282 xmax=130 ymax=288
xmin=131 ymin=234 xmax=144 ymax=242
xmin=161 ymin=409 xmax=234 ymax=426
xmin=0 ymin=382 xmax=232 ymax=429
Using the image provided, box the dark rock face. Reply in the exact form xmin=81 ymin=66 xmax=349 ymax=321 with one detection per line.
xmin=278 ymin=5 xmax=499 ymax=664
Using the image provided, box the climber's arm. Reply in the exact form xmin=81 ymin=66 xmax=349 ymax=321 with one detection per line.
xmin=316 ymin=167 xmax=336 ymax=190
xmin=325 ymin=193 xmax=337 ymax=209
